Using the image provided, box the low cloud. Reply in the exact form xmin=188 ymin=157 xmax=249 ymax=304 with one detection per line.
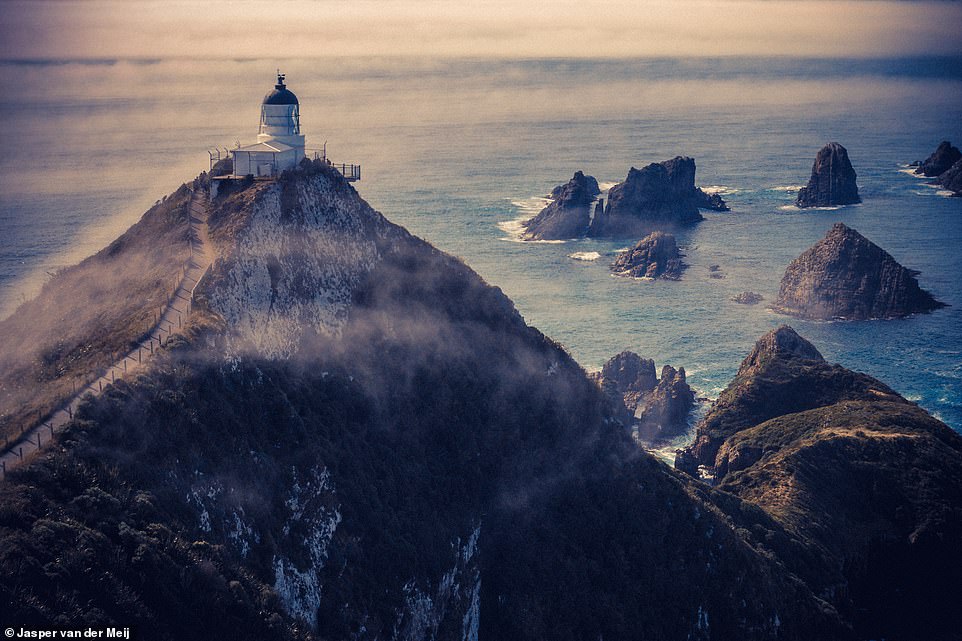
xmin=2 ymin=0 xmax=962 ymax=60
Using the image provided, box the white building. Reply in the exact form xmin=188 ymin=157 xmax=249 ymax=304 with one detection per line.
xmin=231 ymin=73 xmax=306 ymax=177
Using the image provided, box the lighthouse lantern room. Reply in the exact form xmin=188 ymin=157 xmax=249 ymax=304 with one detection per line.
xmin=231 ymin=72 xmax=306 ymax=177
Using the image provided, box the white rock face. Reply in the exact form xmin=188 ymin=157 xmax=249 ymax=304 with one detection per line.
xmin=210 ymin=173 xmax=382 ymax=360
xmin=392 ymin=524 xmax=482 ymax=641
xmin=273 ymin=466 xmax=341 ymax=627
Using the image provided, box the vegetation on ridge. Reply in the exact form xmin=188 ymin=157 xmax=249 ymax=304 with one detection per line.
xmin=0 ymin=184 xmax=194 ymax=445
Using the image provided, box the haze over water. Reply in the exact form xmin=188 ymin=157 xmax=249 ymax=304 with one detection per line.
xmin=1 ymin=55 xmax=960 ymax=438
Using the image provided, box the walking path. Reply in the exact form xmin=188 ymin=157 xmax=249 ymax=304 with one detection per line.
xmin=0 ymin=188 xmax=214 ymax=479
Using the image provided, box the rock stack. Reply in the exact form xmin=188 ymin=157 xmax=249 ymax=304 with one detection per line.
xmin=610 ymin=231 xmax=685 ymax=279
xmin=914 ymin=140 xmax=962 ymax=197
xmin=795 ymin=142 xmax=861 ymax=207
xmin=587 ymin=157 xmax=728 ymax=237
xmin=593 ymin=351 xmax=694 ymax=443
xmin=772 ymin=223 xmax=945 ymax=320
xmin=521 ymin=171 xmax=599 ymax=240
xmin=915 ymin=140 xmax=962 ymax=178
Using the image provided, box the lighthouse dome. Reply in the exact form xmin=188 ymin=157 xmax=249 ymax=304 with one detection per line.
xmin=263 ymin=74 xmax=299 ymax=105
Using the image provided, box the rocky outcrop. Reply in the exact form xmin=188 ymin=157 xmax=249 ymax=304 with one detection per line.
xmin=587 ymin=157 xmax=727 ymax=237
xmin=636 ymin=365 xmax=695 ymax=442
xmin=937 ymin=158 xmax=962 ymax=196
xmin=676 ymin=325 xmax=889 ymax=475
xmin=795 ymin=142 xmax=861 ymax=207
xmin=731 ymin=291 xmax=764 ymax=305
xmin=676 ymin=325 xmax=962 ymax=641
xmin=591 ymin=351 xmax=657 ymax=422
xmin=772 ymin=223 xmax=945 ymax=320
xmin=522 ymin=171 xmax=599 ymax=240
xmin=610 ymin=231 xmax=685 ymax=279
xmin=915 ymin=140 xmax=962 ymax=177
xmin=593 ymin=352 xmax=694 ymax=443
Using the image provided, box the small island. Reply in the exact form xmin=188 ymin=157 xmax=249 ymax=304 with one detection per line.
xmin=914 ymin=140 xmax=962 ymax=197
xmin=587 ymin=156 xmax=728 ymax=237
xmin=610 ymin=231 xmax=685 ymax=279
xmin=795 ymin=142 xmax=861 ymax=207
xmin=771 ymin=223 xmax=945 ymax=320
xmin=915 ymin=140 xmax=962 ymax=177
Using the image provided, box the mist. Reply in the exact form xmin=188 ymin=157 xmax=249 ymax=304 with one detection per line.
xmin=2 ymin=0 xmax=962 ymax=59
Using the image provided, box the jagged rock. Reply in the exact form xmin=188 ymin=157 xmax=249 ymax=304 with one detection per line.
xmin=696 ymin=190 xmax=730 ymax=211
xmin=731 ymin=291 xmax=763 ymax=305
xmin=636 ymin=365 xmax=695 ymax=443
xmin=915 ymin=140 xmax=962 ymax=177
xmin=675 ymin=326 xmax=962 ymax=641
xmin=772 ymin=223 xmax=945 ymax=320
xmin=610 ymin=231 xmax=685 ymax=279
xmin=795 ymin=142 xmax=861 ymax=207
xmin=937 ymin=158 xmax=962 ymax=196
xmin=591 ymin=351 xmax=657 ymax=422
xmin=587 ymin=157 xmax=727 ymax=237
xmin=707 ymin=264 xmax=724 ymax=279
xmin=522 ymin=171 xmax=599 ymax=240
xmin=593 ymin=353 xmax=694 ymax=443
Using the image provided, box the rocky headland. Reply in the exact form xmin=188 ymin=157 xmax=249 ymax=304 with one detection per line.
xmin=2 ymin=160 xmax=960 ymax=640
xmin=795 ymin=142 xmax=861 ymax=207
xmin=676 ymin=326 xmax=962 ymax=640
xmin=771 ymin=222 xmax=945 ymax=320
xmin=593 ymin=351 xmax=695 ymax=444
xmin=0 ymin=160 xmax=850 ymax=640
xmin=915 ymin=140 xmax=962 ymax=177
xmin=610 ymin=231 xmax=685 ymax=279
xmin=587 ymin=157 xmax=728 ymax=237
xmin=521 ymin=171 xmax=600 ymax=240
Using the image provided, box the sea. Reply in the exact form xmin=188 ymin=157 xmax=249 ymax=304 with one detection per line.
xmin=1 ymin=57 xmax=961 ymax=447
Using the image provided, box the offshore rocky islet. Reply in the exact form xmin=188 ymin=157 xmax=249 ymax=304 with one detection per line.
xmin=521 ymin=156 xmax=728 ymax=242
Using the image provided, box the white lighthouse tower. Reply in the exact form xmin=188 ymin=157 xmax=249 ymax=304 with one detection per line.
xmin=257 ymin=72 xmax=305 ymax=155
xmin=231 ymin=72 xmax=307 ymax=177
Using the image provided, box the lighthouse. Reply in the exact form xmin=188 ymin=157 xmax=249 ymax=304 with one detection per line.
xmin=231 ymin=72 xmax=307 ymax=177
xmin=257 ymin=72 xmax=305 ymax=155
xmin=217 ymin=72 xmax=359 ymax=186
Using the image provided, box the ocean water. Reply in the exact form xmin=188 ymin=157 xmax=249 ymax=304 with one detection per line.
xmin=1 ymin=56 xmax=961 ymax=433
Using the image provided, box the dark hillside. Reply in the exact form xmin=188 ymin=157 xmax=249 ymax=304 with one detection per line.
xmin=0 ymin=184 xmax=193 ymax=443
xmin=0 ymin=162 xmax=849 ymax=640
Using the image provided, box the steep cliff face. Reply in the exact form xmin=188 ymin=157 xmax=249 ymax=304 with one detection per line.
xmin=677 ymin=326 xmax=962 ymax=641
xmin=772 ymin=223 xmax=945 ymax=320
xmin=521 ymin=171 xmax=599 ymax=240
xmin=587 ymin=157 xmax=727 ymax=237
xmin=2 ymin=161 xmax=857 ymax=640
xmin=795 ymin=142 xmax=861 ymax=207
